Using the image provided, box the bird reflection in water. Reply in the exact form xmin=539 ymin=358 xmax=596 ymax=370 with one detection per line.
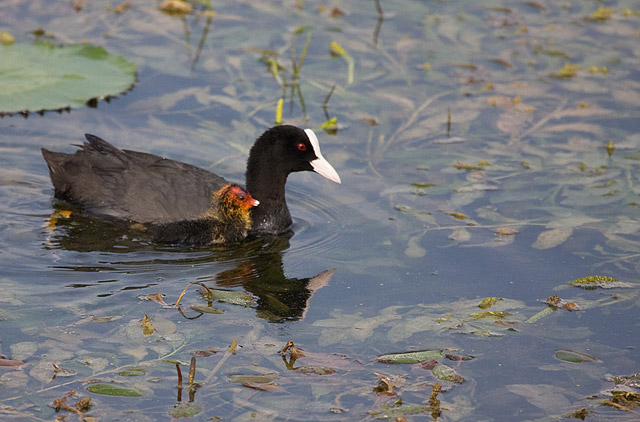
xmin=44 ymin=213 xmax=334 ymax=322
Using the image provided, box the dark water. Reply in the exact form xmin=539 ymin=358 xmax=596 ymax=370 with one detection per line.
xmin=1 ymin=1 xmax=640 ymax=421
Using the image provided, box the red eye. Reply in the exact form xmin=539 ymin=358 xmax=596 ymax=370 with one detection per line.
xmin=297 ymin=143 xmax=307 ymax=151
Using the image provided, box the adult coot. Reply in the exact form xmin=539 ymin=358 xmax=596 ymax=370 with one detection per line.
xmin=42 ymin=125 xmax=341 ymax=240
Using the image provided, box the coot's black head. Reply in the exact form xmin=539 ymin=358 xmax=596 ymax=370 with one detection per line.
xmin=245 ymin=125 xmax=341 ymax=235
xmin=246 ymin=125 xmax=341 ymax=184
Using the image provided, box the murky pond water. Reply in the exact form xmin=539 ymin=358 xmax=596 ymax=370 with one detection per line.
xmin=2 ymin=0 xmax=640 ymax=420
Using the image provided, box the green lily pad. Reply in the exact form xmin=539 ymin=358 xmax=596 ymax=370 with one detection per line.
xmin=0 ymin=42 xmax=136 ymax=115
xmin=376 ymin=350 xmax=444 ymax=364
xmin=87 ymin=383 xmax=145 ymax=397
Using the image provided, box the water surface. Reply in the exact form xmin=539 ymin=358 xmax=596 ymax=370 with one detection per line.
xmin=1 ymin=1 xmax=639 ymax=420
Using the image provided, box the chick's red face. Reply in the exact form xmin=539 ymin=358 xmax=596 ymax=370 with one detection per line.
xmin=229 ymin=185 xmax=260 ymax=210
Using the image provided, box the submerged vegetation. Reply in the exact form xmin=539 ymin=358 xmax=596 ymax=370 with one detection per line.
xmin=1 ymin=0 xmax=639 ymax=420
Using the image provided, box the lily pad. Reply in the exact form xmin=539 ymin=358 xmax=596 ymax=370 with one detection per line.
xmin=0 ymin=42 xmax=136 ymax=115
xmin=87 ymin=383 xmax=145 ymax=397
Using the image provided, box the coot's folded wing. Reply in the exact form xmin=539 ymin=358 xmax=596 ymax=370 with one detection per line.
xmin=42 ymin=134 xmax=230 ymax=224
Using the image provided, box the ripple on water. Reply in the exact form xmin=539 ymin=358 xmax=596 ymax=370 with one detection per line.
xmin=285 ymin=184 xmax=353 ymax=262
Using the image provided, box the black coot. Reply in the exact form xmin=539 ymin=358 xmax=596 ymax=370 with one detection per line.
xmin=41 ymin=125 xmax=341 ymax=241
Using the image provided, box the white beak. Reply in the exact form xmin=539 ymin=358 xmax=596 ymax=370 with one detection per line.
xmin=305 ymin=129 xmax=342 ymax=184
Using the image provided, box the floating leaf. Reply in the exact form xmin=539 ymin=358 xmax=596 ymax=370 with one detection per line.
xmin=370 ymin=403 xmax=430 ymax=419
xmin=453 ymin=160 xmax=490 ymax=171
xmin=532 ymin=227 xmax=573 ymax=250
xmin=241 ymin=382 xmax=286 ymax=392
xmin=87 ymin=383 xmax=144 ymax=397
xmin=111 ymin=1 xmax=132 ymax=14
xmin=551 ymin=63 xmax=580 ymax=78
xmin=191 ymin=347 xmax=218 ymax=357
xmin=295 ymin=365 xmax=336 ymax=375
xmin=431 ymin=363 xmax=464 ymax=383
xmin=376 ymin=350 xmax=444 ymax=364
xmin=228 ymin=373 xmax=280 ymax=384
xmin=495 ymin=227 xmax=517 ymax=236
xmin=456 ymin=183 xmax=499 ymax=193
xmin=568 ymin=275 xmax=631 ymax=289
xmin=190 ymin=304 xmax=224 ymax=314
xmin=449 ymin=212 xmax=467 ymax=220
xmin=0 ymin=31 xmax=14 ymax=45
xmin=605 ymin=140 xmax=615 ymax=156
xmin=543 ymin=49 xmax=569 ymax=59
xmin=0 ymin=357 xmax=26 ymax=368
xmin=118 ymin=368 xmax=146 ymax=377
xmin=564 ymin=408 xmax=593 ymax=419
xmin=478 ymin=297 xmax=503 ymax=309
xmin=470 ymin=311 xmax=510 ymax=319
xmin=445 ymin=353 xmax=474 ymax=361
xmin=411 ymin=182 xmax=436 ymax=189
xmin=588 ymin=65 xmax=608 ymax=75
xmin=169 ymin=403 xmax=201 ymax=418
xmin=585 ymin=6 xmax=614 ymax=21
xmin=449 ymin=228 xmax=471 ymax=242
xmin=140 ymin=315 xmax=155 ymax=336
xmin=0 ymin=42 xmax=136 ymax=115
xmin=404 ymin=235 xmax=426 ymax=258
xmin=555 ymin=349 xmax=598 ymax=363
xmin=506 ymin=384 xmax=572 ymax=413
xmin=201 ymin=289 xmax=255 ymax=306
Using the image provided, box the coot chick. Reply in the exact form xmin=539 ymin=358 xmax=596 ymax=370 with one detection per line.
xmin=41 ymin=125 xmax=341 ymax=238
xmin=150 ymin=184 xmax=259 ymax=244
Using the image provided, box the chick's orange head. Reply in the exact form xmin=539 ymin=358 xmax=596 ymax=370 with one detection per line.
xmin=226 ymin=185 xmax=259 ymax=210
